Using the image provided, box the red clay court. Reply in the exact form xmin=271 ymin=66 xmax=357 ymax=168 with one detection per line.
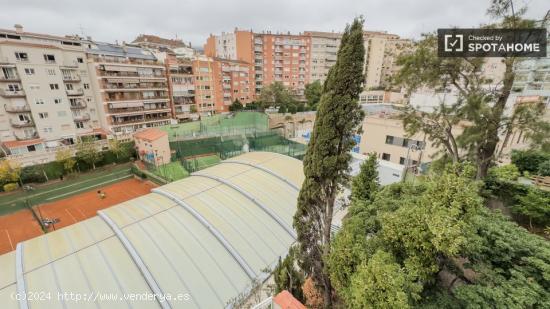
xmin=0 ymin=178 xmax=156 ymax=255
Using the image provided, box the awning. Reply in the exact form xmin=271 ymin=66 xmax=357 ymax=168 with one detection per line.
xmin=104 ymin=65 xmax=137 ymax=72
xmin=109 ymin=102 xmax=144 ymax=108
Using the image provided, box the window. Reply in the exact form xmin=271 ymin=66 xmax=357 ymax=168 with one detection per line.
xmin=49 ymin=84 xmax=59 ymax=90
xmin=43 ymin=54 xmax=56 ymax=63
xmin=43 ymin=127 xmax=53 ymax=133
xmin=382 ymin=153 xmax=391 ymax=161
xmin=38 ymin=112 xmax=48 ymax=119
xmin=65 ymin=83 xmax=73 ymax=90
xmin=385 ymin=135 xmax=394 ymax=145
xmin=46 ymin=69 xmax=56 ymax=75
xmin=83 ymin=83 xmax=89 ymax=89
xmin=399 ymin=157 xmax=406 ymax=165
xmin=77 ymin=57 xmax=83 ymax=63
xmin=35 ymin=99 xmax=44 ymax=105
xmin=54 ymin=98 xmax=62 ymax=104
xmin=24 ymin=68 xmax=35 ymax=75
xmin=402 ymin=138 xmax=410 ymax=147
xmin=75 ymin=121 xmax=84 ymax=129
xmin=15 ymin=52 xmax=28 ymax=61
xmin=7 ymin=84 xmax=21 ymax=91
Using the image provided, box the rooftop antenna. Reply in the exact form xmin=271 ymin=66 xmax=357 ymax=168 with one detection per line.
xmin=78 ymin=24 xmax=86 ymax=37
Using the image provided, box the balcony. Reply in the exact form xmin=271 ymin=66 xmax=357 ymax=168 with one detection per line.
xmin=10 ymin=119 xmax=34 ymax=128
xmin=5 ymin=103 xmax=31 ymax=113
xmin=63 ymin=75 xmax=81 ymax=82
xmin=70 ymin=101 xmax=87 ymax=109
xmin=0 ymin=73 xmax=20 ymax=82
xmin=73 ymin=114 xmax=90 ymax=122
xmin=66 ymin=88 xmax=84 ymax=96
xmin=15 ymin=132 xmax=39 ymax=141
xmin=0 ymin=89 xmax=25 ymax=97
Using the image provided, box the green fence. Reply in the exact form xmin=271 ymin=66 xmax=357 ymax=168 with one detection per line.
xmin=160 ymin=112 xmax=269 ymax=141
xmin=170 ymin=131 xmax=306 ymax=173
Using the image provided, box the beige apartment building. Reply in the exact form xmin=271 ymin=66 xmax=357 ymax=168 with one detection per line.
xmin=85 ymin=41 xmax=171 ymax=139
xmin=0 ymin=25 xmax=104 ymax=157
xmin=304 ymin=31 xmax=341 ymax=83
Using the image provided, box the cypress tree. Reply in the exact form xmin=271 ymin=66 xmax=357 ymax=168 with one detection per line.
xmin=293 ymin=17 xmax=365 ymax=307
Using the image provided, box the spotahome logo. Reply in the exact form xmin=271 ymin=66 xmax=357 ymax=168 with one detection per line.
xmin=438 ymin=28 xmax=547 ymax=57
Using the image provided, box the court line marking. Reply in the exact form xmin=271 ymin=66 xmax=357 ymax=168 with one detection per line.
xmin=65 ymin=209 xmax=78 ymax=223
xmin=0 ymin=169 xmax=131 ymax=206
xmin=4 ymin=229 xmax=13 ymax=250
xmin=44 ymin=175 xmax=132 ymax=201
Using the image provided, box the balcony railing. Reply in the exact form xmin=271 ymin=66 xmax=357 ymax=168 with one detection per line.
xmin=0 ymin=74 xmax=20 ymax=82
xmin=0 ymin=89 xmax=25 ymax=97
xmin=73 ymin=114 xmax=90 ymax=122
xmin=63 ymin=75 xmax=81 ymax=82
xmin=10 ymin=119 xmax=34 ymax=128
xmin=15 ymin=132 xmax=38 ymax=141
xmin=111 ymin=115 xmax=170 ymax=125
xmin=5 ymin=103 xmax=31 ymax=113
xmin=70 ymin=101 xmax=87 ymax=109
xmin=66 ymin=88 xmax=84 ymax=96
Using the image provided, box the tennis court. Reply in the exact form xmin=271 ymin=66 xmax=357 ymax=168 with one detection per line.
xmin=0 ymin=177 xmax=156 ymax=255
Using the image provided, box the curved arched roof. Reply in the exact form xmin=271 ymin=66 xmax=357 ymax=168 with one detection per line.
xmin=0 ymin=152 xmax=304 ymax=309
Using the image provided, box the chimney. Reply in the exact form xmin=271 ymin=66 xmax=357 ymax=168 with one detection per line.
xmin=14 ymin=24 xmax=23 ymax=33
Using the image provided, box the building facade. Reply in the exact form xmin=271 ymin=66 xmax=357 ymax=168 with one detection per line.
xmin=0 ymin=25 xmax=104 ymax=156
xmin=85 ymin=41 xmax=171 ymax=139
xmin=304 ymin=31 xmax=341 ymax=84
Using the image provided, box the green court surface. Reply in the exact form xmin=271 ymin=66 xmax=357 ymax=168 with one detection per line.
xmin=0 ymin=164 xmax=132 ymax=216
xmin=152 ymin=162 xmax=189 ymax=182
xmin=182 ymin=155 xmax=221 ymax=173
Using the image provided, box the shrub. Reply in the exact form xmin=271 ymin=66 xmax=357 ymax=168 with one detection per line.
xmin=20 ymin=166 xmax=47 ymax=183
xmin=3 ymin=183 xmax=18 ymax=192
xmin=537 ymin=160 xmax=550 ymax=176
xmin=511 ymin=149 xmax=550 ymax=173
xmin=487 ymin=164 xmax=520 ymax=182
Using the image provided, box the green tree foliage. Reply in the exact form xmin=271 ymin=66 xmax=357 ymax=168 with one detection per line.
xmin=55 ymin=148 xmax=76 ymax=173
xmin=538 ymin=160 xmax=550 ymax=176
xmin=229 ymin=99 xmax=244 ymax=112
xmin=351 ymin=153 xmax=379 ymax=203
xmin=258 ymin=82 xmax=296 ymax=110
xmin=273 ymin=246 xmax=305 ymax=303
xmin=294 ymin=17 xmax=365 ymax=307
xmin=393 ymin=2 xmax=546 ymax=178
xmin=487 ymin=164 xmax=520 ymax=182
xmin=278 ymin=105 xmax=287 ymax=114
xmin=20 ymin=165 xmax=47 ymax=183
xmin=513 ymin=188 xmax=550 ymax=229
xmin=511 ymin=149 xmax=550 ymax=173
xmin=0 ymin=159 xmax=21 ymax=185
xmin=328 ymin=162 xmax=550 ymax=307
xmin=305 ymin=80 xmax=322 ymax=107
xmin=76 ymin=140 xmax=103 ymax=170
xmin=108 ymin=139 xmax=132 ymax=161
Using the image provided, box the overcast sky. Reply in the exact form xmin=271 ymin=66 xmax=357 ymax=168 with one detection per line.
xmin=1 ymin=0 xmax=548 ymax=48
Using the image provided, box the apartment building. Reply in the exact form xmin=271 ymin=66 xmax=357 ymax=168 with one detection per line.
xmin=0 ymin=25 xmax=104 ymax=156
xmin=192 ymin=56 xmax=216 ymax=115
xmin=85 ymin=41 xmax=171 ymax=138
xmin=205 ymin=30 xmax=311 ymax=99
xmin=304 ymin=31 xmax=341 ymax=83
xmin=164 ymin=56 xmax=197 ymax=121
xmin=211 ymin=57 xmax=254 ymax=111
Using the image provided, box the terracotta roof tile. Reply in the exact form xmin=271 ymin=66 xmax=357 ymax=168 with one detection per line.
xmin=133 ymin=128 xmax=167 ymax=142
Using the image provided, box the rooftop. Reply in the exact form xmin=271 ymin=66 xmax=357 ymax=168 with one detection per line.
xmin=0 ymin=152 xmax=303 ymax=308
xmin=133 ymin=128 xmax=168 ymax=142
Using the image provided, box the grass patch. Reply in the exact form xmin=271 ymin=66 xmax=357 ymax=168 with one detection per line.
xmin=153 ymin=162 xmax=189 ymax=181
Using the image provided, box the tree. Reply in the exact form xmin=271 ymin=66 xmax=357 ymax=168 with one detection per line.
xmin=108 ymin=139 xmax=130 ymax=160
xmin=76 ymin=140 xmax=102 ymax=170
xmin=0 ymin=159 xmax=21 ymax=185
xmin=351 ymin=153 xmax=379 ymax=203
xmin=293 ymin=17 xmax=365 ymax=307
xmin=513 ymin=188 xmax=550 ymax=229
xmin=538 ymin=159 xmax=550 ymax=176
xmin=229 ymin=99 xmax=243 ymax=112
xmin=273 ymin=246 xmax=305 ymax=303
xmin=393 ymin=1 xmax=544 ymax=179
xmin=278 ymin=105 xmax=287 ymax=114
xmin=511 ymin=149 xmax=550 ymax=173
xmin=305 ymin=80 xmax=322 ymax=107
xmin=55 ymin=148 xmax=76 ymax=173
xmin=487 ymin=164 xmax=520 ymax=182
xmin=258 ymin=82 xmax=296 ymax=110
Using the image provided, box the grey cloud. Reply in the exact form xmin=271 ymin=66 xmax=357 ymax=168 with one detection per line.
xmin=0 ymin=0 xmax=547 ymax=47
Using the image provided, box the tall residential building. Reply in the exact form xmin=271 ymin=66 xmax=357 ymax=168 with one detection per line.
xmin=204 ymin=30 xmax=311 ymax=99
xmin=363 ymin=31 xmax=413 ymax=90
xmin=0 ymin=25 xmax=104 ymax=155
xmin=211 ymin=57 xmax=254 ymax=111
xmin=164 ymin=56 xmax=197 ymax=121
xmin=304 ymin=31 xmax=342 ymax=83
xmin=85 ymin=41 xmax=171 ymax=138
